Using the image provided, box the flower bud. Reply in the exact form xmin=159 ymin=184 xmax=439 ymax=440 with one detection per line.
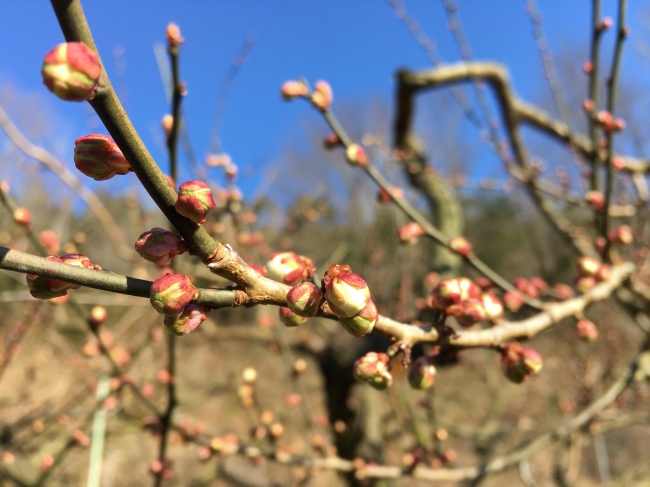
xmin=529 ymin=276 xmax=548 ymax=293
xmin=574 ymin=276 xmax=596 ymax=293
xmin=586 ymin=190 xmax=605 ymax=212
xmin=89 ymin=306 xmax=108 ymax=327
xmin=323 ymin=265 xmax=371 ymax=318
xmin=503 ymin=291 xmax=524 ymax=312
xmin=279 ymin=306 xmax=307 ymax=327
xmin=582 ymin=99 xmax=595 ymax=113
xmin=323 ymin=133 xmax=341 ymax=150
xmin=59 ymin=253 xmax=99 ymax=273
xmin=13 ymin=208 xmax=31 ymax=227
xmin=576 ymin=256 xmax=601 ymax=277
xmin=582 ymin=61 xmax=594 ymax=74
xmin=481 ymin=292 xmax=503 ymax=321
xmin=553 ymin=283 xmax=575 ymax=301
xmin=353 ymin=352 xmax=392 ymax=390
xmin=609 ymin=224 xmax=633 ymax=245
xmin=163 ymin=304 xmax=209 ymax=335
xmin=166 ymin=23 xmax=185 ymax=47
xmin=175 ymin=180 xmax=217 ymax=224
xmin=398 ymin=222 xmax=426 ymax=245
xmin=594 ymin=264 xmax=610 ymax=282
xmin=576 ymin=318 xmax=598 ymax=341
xmin=39 ymin=230 xmax=60 ymax=255
xmin=514 ymin=277 xmax=539 ymax=299
xmin=501 ymin=342 xmax=543 ymax=383
xmin=150 ymin=274 xmax=196 ymax=315
xmin=26 ymin=256 xmax=74 ymax=299
xmin=311 ymin=80 xmax=333 ymax=110
xmin=162 ymin=115 xmax=174 ymax=137
xmin=376 ymin=186 xmax=404 ymax=204
xmin=448 ymin=298 xmax=486 ymax=327
xmin=457 ymin=277 xmax=481 ymax=301
xmin=135 ymin=227 xmax=189 ymax=266
xmin=41 ymin=42 xmax=101 ymax=101
xmin=431 ymin=278 xmax=461 ymax=310
xmin=407 ymin=357 xmax=437 ymax=390
xmin=286 ymin=282 xmax=323 ymax=317
xmin=266 ymin=252 xmax=315 ymax=286
xmin=345 ymin=144 xmax=368 ymax=167
xmin=74 ymin=134 xmax=132 ymax=181
xmin=281 ymin=80 xmax=308 ymax=100
xmin=339 ymin=299 xmax=377 ymax=337
xmin=449 ymin=236 xmax=472 ymax=256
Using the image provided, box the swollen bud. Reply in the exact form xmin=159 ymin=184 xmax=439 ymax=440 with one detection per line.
xmin=266 ymin=252 xmax=315 ymax=286
xmin=311 ymin=80 xmax=333 ymax=110
xmin=89 ymin=306 xmax=108 ymax=328
xmin=26 ymin=256 xmax=74 ymax=299
xmin=323 ymin=265 xmax=371 ymax=318
xmin=449 ymin=299 xmax=486 ymax=327
xmin=407 ymin=356 xmax=437 ymax=390
xmin=503 ymin=291 xmax=524 ymax=312
xmin=501 ymin=342 xmax=543 ymax=383
xmin=339 ymin=299 xmax=377 ymax=337
xmin=149 ymin=274 xmax=197 ymax=315
xmin=281 ymin=80 xmax=308 ymax=100
xmin=13 ymin=208 xmax=31 ymax=228
xmin=576 ymin=318 xmax=598 ymax=341
xmin=286 ymin=282 xmax=323 ymax=317
xmin=448 ymin=236 xmax=473 ymax=256
xmin=345 ymin=144 xmax=368 ymax=167
xmin=609 ymin=225 xmax=633 ymax=245
xmin=576 ymin=256 xmax=601 ymax=277
xmin=585 ymin=190 xmax=605 ymax=212
xmin=166 ymin=23 xmax=185 ymax=47
xmin=41 ymin=42 xmax=101 ymax=101
xmin=135 ymin=227 xmax=189 ymax=266
xmin=175 ymin=180 xmax=217 ymax=224
xmin=481 ymin=292 xmax=504 ymax=321
xmin=279 ymin=306 xmax=307 ymax=327
xmin=164 ymin=304 xmax=209 ymax=335
xmin=398 ymin=222 xmax=426 ymax=245
xmin=353 ymin=352 xmax=392 ymax=390
xmin=74 ymin=134 xmax=132 ymax=181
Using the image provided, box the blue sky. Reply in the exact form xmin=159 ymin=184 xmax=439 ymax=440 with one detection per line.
xmin=0 ymin=1 xmax=648 ymax=206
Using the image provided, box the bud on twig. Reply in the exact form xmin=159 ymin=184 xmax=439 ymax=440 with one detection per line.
xmin=13 ymin=208 xmax=31 ymax=228
xmin=609 ymin=225 xmax=633 ymax=245
xmin=164 ymin=304 xmax=209 ymax=335
xmin=501 ymin=342 xmax=543 ymax=383
xmin=576 ymin=318 xmax=599 ymax=341
xmin=149 ymin=274 xmax=197 ymax=315
xmin=281 ymin=80 xmax=308 ymax=101
xmin=353 ymin=352 xmax=392 ymax=390
xmin=408 ymin=356 xmax=437 ymax=390
xmin=175 ymin=180 xmax=217 ymax=224
xmin=398 ymin=222 xmax=426 ymax=245
xmin=286 ymin=282 xmax=323 ymax=317
xmin=279 ymin=306 xmax=307 ymax=327
xmin=266 ymin=252 xmax=315 ymax=286
xmin=339 ymin=299 xmax=377 ymax=337
xmin=73 ymin=134 xmax=132 ymax=181
xmin=89 ymin=306 xmax=108 ymax=328
xmin=42 ymin=42 xmax=101 ymax=101
xmin=166 ymin=23 xmax=185 ymax=47
xmin=135 ymin=227 xmax=189 ymax=266
xmin=448 ymin=236 xmax=473 ymax=257
xmin=311 ymin=80 xmax=333 ymax=110
xmin=323 ymin=264 xmax=371 ymax=318
xmin=345 ymin=144 xmax=368 ymax=167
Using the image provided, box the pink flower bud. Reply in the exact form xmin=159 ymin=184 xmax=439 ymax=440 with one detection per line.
xmin=281 ymin=80 xmax=308 ymax=100
xmin=376 ymin=186 xmax=404 ymax=204
xmin=135 ymin=227 xmax=189 ymax=266
xmin=576 ymin=256 xmax=601 ymax=277
xmin=89 ymin=306 xmax=108 ymax=327
xmin=553 ymin=283 xmax=575 ymax=301
xmin=164 ymin=304 xmax=209 ymax=335
xmin=576 ymin=318 xmax=599 ymax=341
xmin=595 ymin=111 xmax=612 ymax=127
xmin=586 ymin=190 xmax=605 ymax=211
xmin=323 ymin=133 xmax=341 ymax=150
xmin=582 ymin=99 xmax=595 ymax=113
xmin=599 ymin=16 xmax=613 ymax=31
xmin=582 ymin=60 xmax=594 ymax=74
xmin=162 ymin=115 xmax=174 ymax=137
xmin=323 ymin=266 xmax=371 ymax=318
xmin=610 ymin=118 xmax=626 ymax=132
xmin=74 ymin=134 xmax=132 ymax=181
xmin=39 ymin=230 xmax=60 ymax=255
xmin=175 ymin=180 xmax=216 ymax=224
xmin=431 ymin=278 xmax=462 ymax=310
xmin=13 ymin=208 xmax=31 ymax=227
xmin=345 ymin=144 xmax=368 ymax=167
xmin=398 ymin=222 xmax=426 ymax=245
xmin=594 ymin=264 xmax=611 ymax=282
xmin=514 ymin=277 xmax=539 ymax=299
xmin=339 ymin=299 xmax=377 ymax=337
xmin=408 ymin=356 xmax=437 ymax=390
xmin=574 ymin=276 xmax=596 ymax=293
xmin=353 ymin=352 xmax=392 ymax=390
xmin=149 ymin=273 xmax=197 ymax=315
xmin=42 ymin=42 xmax=101 ymax=101
xmin=501 ymin=342 xmax=543 ymax=383
xmin=59 ymin=253 xmax=99 ymax=273
xmin=609 ymin=224 xmax=633 ymax=245
xmin=449 ymin=298 xmax=486 ymax=327
xmin=279 ymin=306 xmax=307 ymax=327
xmin=287 ymin=282 xmax=323 ymax=317
xmin=449 ymin=236 xmax=473 ymax=256
xmin=266 ymin=251 xmax=315 ymax=286
xmin=474 ymin=277 xmax=493 ymax=290
xmin=503 ymin=291 xmax=524 ymax=312
xmin=166 ymin=23 xmax=185 ymax=47
xmin=26 ymin=256 xmax=75 ymax=299
xmin=311 ymin=80 xmax=333 ymax=110
xmin=457 ymin=277 xmax=482 ymax=301
xmin=612 ymin=156 xmax=626 ymax=171
xmin=481 ymin=292 xmax=504 ymax=320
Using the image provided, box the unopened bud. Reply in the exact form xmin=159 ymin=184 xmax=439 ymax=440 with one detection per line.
xmin=287 ymin=281 xmax=323 ymax=317
xmin=353 ymin=352 xmax=392 ymax=390
xmin=42 ymin=42 xmax=101 ymax=101
xmin=339 ymin=299 xmax=377 ymax=337
xmin=594 ymin=264 xmax=610 ymax=282
xmin=448 ymin=236 xmax=473 ymax=256
xmin=585 ymin=190 xmax=605 ymax=212
xmin=582 ymin=60 xmax=594 ymax=74
xmin=74 ymin=134 xmax=132 ymax=181
xmin=609 ymin=224 xmax=633 ymax=245
xmin=323 ymin=133 xmax=341 ymax=150
xmin=281 ymin=80 xmax=308 ymax=100
xmin=576 ymin=318 xmax=599 ymax=341
xmin=582 ymin=99 xmax=595 ymax=112
xmin=599 ymin=16 xmax=613 ymax=31
xmin=279 ymin=306 xmax=307 ymax=327
xmin=175 ymin=180 xmax=216 ymax=224
xmin=345 ymin=144 xmax=368 ymax=167
xmin=89 ymin=306 xmax=108 ymax=327
xmin=376 ymin=186 xmax=404 ymax=204
xmin=408 ymin=356 xmax=437 ymax=390
xmin=311 ymin=80 xmax=333 ymax=110
xmin=398 ymin=222 xmax=426 ymax=245
xmin=449 ymin=299 xmax=486 ymax=327
xmin=26 ymin=256 xmax=74 ymax=299
xmin=501 ymin=342 xmax=543 ymax=383
xmin=266 ymin=251 xmax=315 ymax=286
xmin=149 ymin=273 xmax=196 ymax=315
xmin=481 ymin=292 xmax=504 ymax=320
xmin=13 ymin=208 xmax=31 ymax=227
xmin=574 ymin=276 xmax=597 ymax=293
xmin=164 ymin=304 xmax=209 ymax=335
xmin=503 ymin=291 xmax=524 ymax=312
xmin=323 ymin=264 xmax=371 ymax=318
xmin=135 ymin=227 xmax=189 ymax=266
xmin=553 ymin=283 xmax=575 ymax=301
xmin=166 ymin=23 xmax=185 ymax=47
xmin=576 ymin=256 xmax=601 ymax=277
xmin=162 ymin=114 xmax=174 ymax=136
xmin=39 ymin=230 xmax=60 ymax=254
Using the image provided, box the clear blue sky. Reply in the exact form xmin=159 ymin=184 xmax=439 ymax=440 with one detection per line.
xmin=0 ymin=1 xmax=648 ymax=203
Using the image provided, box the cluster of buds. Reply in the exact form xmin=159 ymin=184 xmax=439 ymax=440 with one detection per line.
xmin=500 ymin=342 xmax=543 ymax=383
xmin=576 ymin=318 xmax=599 ymax=341
xmin=149 ymin=273 xmax=197 ymax=316
xmin=26 ymin=254 xmax=100 ymax=299
xmin=407 ymin=356 xmax=437 ymax=390
xmin=280 ymin=80 xmax=308 ymax=101
xmin=345 ymin=144 xmax=368 ymax=167
xmin=448 ymin=236 xmax=473 ymax=257
xmin=164 ymin=304 xmax=210 ymax=336
xmin=311 ymin=80 xmax=333 ymax=110
xmin=74 ymin=134 xmax=132 ymax=181
xmin=323 ymin=264 xmax=377 ymax=336
xmin=575 ymin=256 xmax=610 ymax=293
xmin=134 ymin=227 xmax=189 ymax=266
xmin=609 ymin=225 xmax=633 ymax=245
xmin=353 ymin=352 xmax=392 ymax=390
xmin=398 ymin=222 xmax=426 ymax=245
xmin=266 ymin=251 xmax=315 ymax=286
xmin=594 ymin=111 xmax=626 ymax=133
xmin=175 ymin=180 xmax=217 ymax=224
xmin=431 ymin=277 xmax=502 ymax=326
xmin=286 ymin=282 xmax=323 ymax=317
xmin=41 ymin=42 xmax=101 ymax=101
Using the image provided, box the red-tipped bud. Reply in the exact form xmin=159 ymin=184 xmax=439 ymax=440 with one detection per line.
xmin=287 ymin=282 xmax=323 ymax=317
xmin=74 ymin=134 xmax=132 ymax=181
xmin=582 ymin=99 xmax=595 ymax=113
xmin=501 ymin=343 xmax=543 ymax=383
xmin=514 ymin=277 xmax=539 ymax=299
xmin=451 ymin=299 xmax=486 ymax=327
xmin=135 ymin=227 xmax=189 ymax=266
xmin=149 ymin=274 xmax=196 ymax=315
xmin=398 ymin=222 xmax=426 ymax=245
xmin=279 ymin=306 xmax=307 ymax=327
xmin=576 ymin=318 xmax=599 ymax=341
xmin=610 ymin=118 xmax=626 ymax=132
xmin=175 ymin=180 xmax=216 ymax=224
xmin=574 ymin=276 xmax=597 ymax=293
xmin=408 ymin=356 xmax=437 ymax=390
xmin=164 ymin=304 xmax=209 ymax=335
xmin=553 ymin=283 xmax=575 ymax=301
xmin=474 ymin=277 xmax=493 ymax=290
xmin=353 ymin=352 xmax=392 ymax=390
xmin=13 ymin=208 xmax=31 ymax=227
xmin=612 ymin=156 xmax=626 ymax=171
xmin=576 ymin=256 xmax=601 ymax=277
xmin=339 ymin=299 xmax=377 ymax=337
xmin=41 ymin=42 xmax=101 ymax=101
xmin=323 ymin=133 xmax=341 ymax=150
xmin=345 ymin=144 xmax=368 ymax=167
xmin=431 ymin=278 xmax=461 ymax=310
xmin=599 ymin=17 xmax=613 ymax=31
xmin=281 ymin=80 xmax=308 ymax=100
xmin=26 ymin=256 xmax=75 ymax=299
xmin=89 ymin=306 xmax=108 ymax=327
xmin=529 ymin=276 xmax=548 ymax=292
xmin=39 ymin=230 xmax=60 ymax=255
xmin=503 ymin=291 xmax=524 ymax=312
xmin=609 ymin=224 xmax=633 ymax=245
xmin=594 ymin=264 xmax=611 ymax=282
xmin=311 ymin=80 xmax=333 ymax=110
xmin=323 ymin=266 xmax=371 ymax=318
xmin=58 ymin=254 xmax=99 ymax=273
xmin=595 ymin=111 xmax=613 ymax=127
xmin=376 ymin=186 xmax=404 ymax=204
xmin=266 ymin=251 xmax=315 ymax=286
xmin=586 ymin=190 xmax=605 ymax=211
xmin=582 ymin=61 xmax=594 ymax=74
xmin=166 ymin=23 xmax=185 ymax=47
xmin=448 ymin=236 xmax=473 ymax=256
xmin=481 ymin=292 xmax=504 ymax=321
